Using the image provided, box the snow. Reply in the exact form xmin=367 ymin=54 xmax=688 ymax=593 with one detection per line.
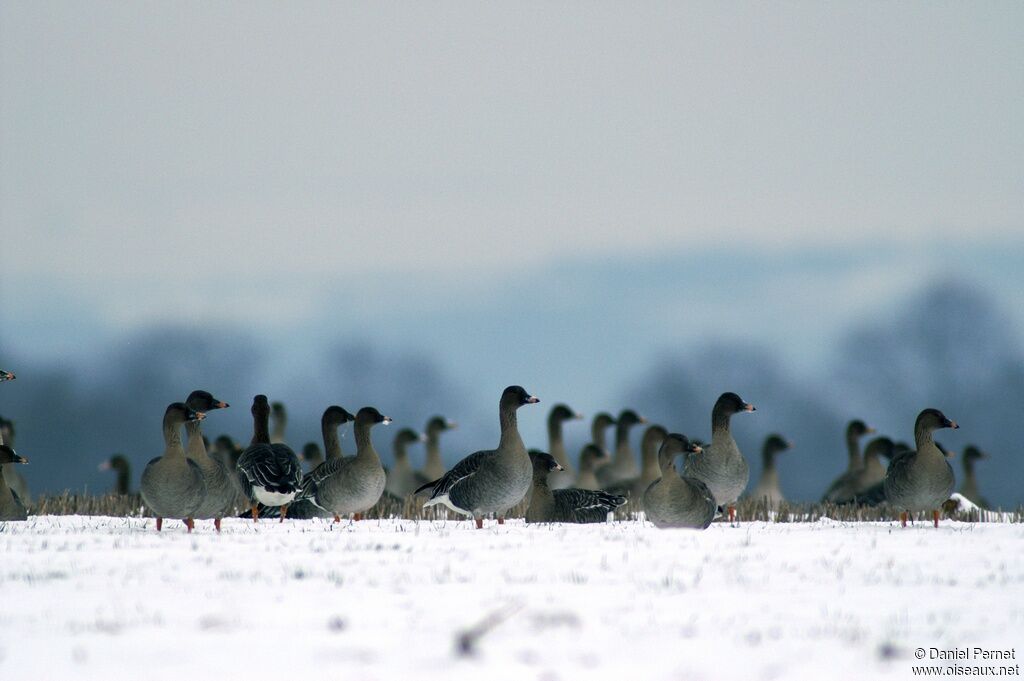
xmin=1 ymin=516 xmax=1021 ymax=681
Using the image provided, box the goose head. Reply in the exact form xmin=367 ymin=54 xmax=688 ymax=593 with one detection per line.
xmin=657 ymin=433 xmax=702 ymax=471
xmin=251 ymin=395 xmax=271 ymax=420
xmin=322 ymin=405 xmax=356 ymax=428
xmin=579 ymin=444 xmax=608 ymax=470
xmin=846 ymin=419 xmax=875 ymax=439
xmin=501 ymin=385 xmax=540 ymax=410
xmin=213 ymin=435 xmax=238 ymax=455
xmin=271 ymin=401 xmax=287 ymax=421
xmin=641 ymin=424 xmax=668 ymax=449
xmin=301 ymin=442 xmax=323 ymax=463
xmin=963 ymin=445 xmax=987 ymax=462
xmin=356 ymin=407 xmax=393 ymax=427
xmin=616 ymin=409 xmax=647 ymax=429
xmin=715 ymin=392 xmax=756 ymax=416
xmin=166 ymin=402 xmax=203 ymax=425
xmin=548 ymin=403 xmax=583 ymax=425
xmin=426 ymin=415 xmax=457 ymax=435
xmin=0 ymin=370 xmax=14 ymax=382
xmin=185 ymin=390 xmax=230 ymax=413
xmin=916 ymin=408 xmax=959 ymax=433
xmin=864 ymin=436 xmax=895 ymax=461
xmin=763 ymin=433 xmax=792 ymax=455
xmin=394 ymin=427 xmax=424 ymax=448
xmin=0 ymin=444 xmax=27 ymax=465
xmin=529 ymin=450 xmax=563 ymax=474
xmin=99 ymin=453 xmax=130 ymax=473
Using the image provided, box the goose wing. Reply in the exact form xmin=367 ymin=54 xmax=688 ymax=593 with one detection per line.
xmin=556 ymin=488 xmax=627 ymax=513
xmin=415 ymin=450 xmax=491 ymax=499
xmin=295 ymin=456 xmax=355 ymax=503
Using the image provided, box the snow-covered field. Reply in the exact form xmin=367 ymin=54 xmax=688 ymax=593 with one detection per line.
xmin=1 ymin=516 xmax=1021 ymax=681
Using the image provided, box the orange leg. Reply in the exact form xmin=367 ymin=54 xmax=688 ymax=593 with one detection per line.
xmin=186 ymin=518 xmax=194 ymax=533
xmin=497 ymin=517 xmax=505 ymax=525
xmin=728 ymin=505 xmax=736 ymax=523
xmin=353 ymin=513 xmax=362 ymax=522
xmin=214 ymin=518 xmax=221 ymax=533
xmin=334 ymin=514 xmax=341 ymax=523
xmin=900 ymin=511 xmax=908 ymax=528
xmin=933 ymin=509 xmax=940 ymax=528
xmin=251 ymin=504 xmax=259 ymax=522
xmin=474 ymin=517 xmax=483 ymax=529
xmin=156 ymin=517 xmax=163 ymax=532
xmin=280 ymin=504 xmax=289 ymax=522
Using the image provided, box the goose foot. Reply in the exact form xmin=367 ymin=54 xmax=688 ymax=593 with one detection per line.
xmin=900 ymin=511 xmax=908 ymax=528
xmin=727 ymin=505 xmax=736 ymax=524
xmin=280 ymin=504 xmax=289 ymax=522
xmin=334 ymin=514 xmax=341 ymax=523
xmin=474 ymin=517 xmax=483 ymax=530
xmin=156 ymin=517 xmax=163 ymax=532
xmin=932 ymin=509 xmax=940 ymax=528
xmin=186 ymin=518 xmax=194 ymax=533
xmin=251 ymin=504 xmax=259 ymax=522
xmin=353 ymin=513 xmax=362 ymax=522
xmin=214 ymin=518 xmax=221 ymax=533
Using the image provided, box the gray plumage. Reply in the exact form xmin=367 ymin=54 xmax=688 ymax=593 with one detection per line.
xmin=420 ymin=415 xmax=457 ymax=481
xmin=574 ymin=444 xmax=609 ymax=491
xmin=747 ymin=434 xmax=792 ymax=506
xmin=821 ymin=420 xmax=875 ymax=503
xmin=237 ymin=395 xmax=303 ymax=512
xmin=546 ymin=404 xmax=584 ymax=490
xmin=183 ymin=390 xmax=235 ymax=523
xmin=526 ymin=451 xmax=625 ymax=523
xmin=0 ymin=416 xmax=30 ymax=506
xmin=682 ymin=392 xmax=755 ymax=510
xmin=296 ymin=406 xmax=389 ymax=517
xmin=884 ymin=408 xmax=958 ymax=516
xmin=385 ymin=427 xmax=429 ymax=498
xmin=0 ymin=444 xmax=28 ymax=521
xmin=850 ymin=437 xmax=895 ymax=500
xmin=604 ymin=424 xmax=668 ymax=499
xmin=140 ymin=403 xmax=208 ymax=527
xmin=958 ymin=445 xmax=990 ymax=508
xmin=595 ymin=409 xmax=647 ymax=488
xmin=418 ymin=386 xmax=540 ymax=524
xmin=644 ymin=434 xmax=716 ymax=529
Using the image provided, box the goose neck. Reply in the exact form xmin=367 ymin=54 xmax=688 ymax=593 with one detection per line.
xmin=162 ymin=416 xmax=185 ymax=455
xmin=499 ymin=405 xmax=524 ymax=451
xmin=322 ymin=421 xmax=343 ymax=460
xmin=184 ymin=421 xmax=211 ymax=462
xmin=845 ymin=430 xmax=862 ymax=467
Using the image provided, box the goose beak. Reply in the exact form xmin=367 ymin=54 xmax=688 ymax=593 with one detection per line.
xmin=99 ymin=461 xmax=111 ymax=471
xmin=526 ymin=396 xmax=540 ymax=404
xmin=866 ymin=426 xmax=876 ymax=434
xmin=691 ymin=444 xmax=704 ymax=454
xmin=944 ymin=419 xmax=959 ymax=429
xmin=446 ymin=420 xmax=458 ymax=429
xmin=0 ymin=371 xmax=14 ymax=381
xmin=554 ymin=463 xmax=564 ymax=471
xmin=215 ymin=401 xmax=229 ymax=409
xmin=742 ymin=403 xmax=756 ymax=412
xmin=382 ymin=416 xmax=393 ymax=425
xmin=15 ymin=455 xmax=27 ymax=464
xmin=574 ymin=412 xmax=584 ymax=420
xmin=786 ymin=440 xmax=794 ymax=449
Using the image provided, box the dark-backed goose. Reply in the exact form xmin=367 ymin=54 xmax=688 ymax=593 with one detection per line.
xmin=821 ymin=420 xmax=875 ymax=502
xmin=0 ymin=444 xmax=28 ymax=521
xmin=747 ymin=434 xmax=792 ymax=506
xmin=546 ymin=404 xmax=583 ymax=490
xmin=421 ymin=415 xmax=457 ymax=481
xmin=0 ymin=415 xmax=29 ymax=505
xmin=140 ymin=403 xmax=207 ymax=532
xmin=644 ymin=433 xmax=715 ymax=529
xmin=574 ymin=444 xmax=608 ymax=491
xmin=884 ymin=408 xmax=958 ymax=528
xmin=958 ymin=445 xmax=989 ymax=508
xmin=296 ymin=407 xmax=390 ymax=522
xmin=99 ymin=454 xmax=132 ymax=495
xmin=596 ymin=409 xmax=647 ymax=488
xmin=682 ymin=392 xmax=755 ymax=523
xmin=385 ymin=427 xmax=428 ymax=498
xmin=237 ymin=395 xmax=303 ymax=521
xmin=525 ymin=451 xmax=625 ymax=523
xmin=184 ymin=390 xmax=233 ymax=532
xmin=417 ymin=386 xmax=539 ymax=529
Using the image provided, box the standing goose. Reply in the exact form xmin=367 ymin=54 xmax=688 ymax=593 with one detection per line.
xmin=0 ymin=444 xmax=28 ymax=521
xmin=295 ymin=406 xmax=390 ymax=522
xmin=525 ymin=451 xmax=626 ymax=523
xmin=546 ymin=404 xmax=584 ymax=490
xmin=644 ymin=433 xmax=715 ymax=529
xmin=0 ymin=416 xmax=29 ymax=505
xmin=589 ymin=412 xmax=617 ymax=455
xmin=821 ymin=420 xmax=875 ymax=502
xmin=270 ymin=401 xmax=288 ymax=445
xmin=386 ymin=427 xmax=428 ymax=499
xmin=605 ymin=424 xmax=668 ymax=499
xmin=884 ymin=408 xmax=958 ymax=528
xmin=747 ymin=434 xmax=792 ymax=506
xmin=183 ymin=390 xmax=233 ymax=532
xmin=421 ymin=415 xmax=457 ymax=481
xmin=212 ymin=435 xmax=247 ymax=513
xmin=958 ymin=445 xmax=989 ymax=508
xmin=140 ymin=403 xmax=207 ymax=532
xmin=99 ymin=454 xmax=132 ymax=495
xmin=237 ymin=395 xmax=303 ymax=521
xmin=851 ymin=437 xmax=895 ymax=500
xmin=574 ymin=444 xmax=608 ymax=491
xmin=683 ymin=392 xmax=756 ymax=523
xmin=596 ymin=409 xmax=648 ymax=488
xmin=416 ymin=385 xmax=540 ymax=529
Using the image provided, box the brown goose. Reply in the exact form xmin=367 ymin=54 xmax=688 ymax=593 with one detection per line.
xmin=546 ymin=404 xmax=584 ymax=490
xmin=884 ymin=408 xmax=958 ymax=528
xmin=747 ymin=434 xmax=792 ymax=506
xmin=596 ymin=409 xmax=647 ymax=488
xmin=958 ymin=445 xmax=989 ymax=508
xmin=821 ymin=420 xmax=875 ymax=502
xmin=421 ymin=415 xmax=457 ymax=481
xmin=140 ymin=403 xmax=207 ymax=532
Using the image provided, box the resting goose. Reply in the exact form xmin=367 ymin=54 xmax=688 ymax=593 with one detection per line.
xmin=546 ymin=404 xmax=583 ymax=490
xmin=850 ymin=437 xmax=894 ymax=500
xmin=884 ymin=408 xmax=958 ymax=528
xmin=421 ymin=415 xmax=457 ymax=481
xmin=525 ymin=451 xmax=625 ymax=523
xmin=605 ymin=424 xmax=668 ymax=499
xmin=417 ymin=385 xmax=539 ymax=528
xmin=821 ymin=420 xmax=875 ymax=502
xmin=596 ymin=409 xmax=647 ymax=488
xmin=99 ymin=454 xmax=132 ymax=495
xmin=237 ymin=395 xmax=303 ymax=521
xmin=295 ymin=406 xmax=390 ymax=522
xmin=385 ymin=427 xmax=428 ymax=498
xmin=0 ymin=416 xmax=29 ymax=505
xmin=0 ymin=444 xmax=28 ymax=521
xmin=574 ymin=444 xmax=608 ymax=491
xmin=747 ymin=434 xmax=792 ymax=506
xmin=183 ymin=390 xmax=233 ymax=531
xmin=270 ymin=401 xmax=288 ymax=445
xmin=683 ymin=392 xmax=755 ymax=523
xmin=140 ymin=403 xmax=207 ymax=532
xmin=958 ymin=445 xmax=990 ymax=508
xmin=644 ymin=433 xmax=715 ymax=529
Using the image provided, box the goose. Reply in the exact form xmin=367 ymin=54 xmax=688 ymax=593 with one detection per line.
xmin=301 ymin=442 xmax=324 ymax=469
xmin=237 ymin=395 xmax=303 ymax=521
xmin=421 ymin=415 xmax=457 ymax=481
xmin=211 ymin=434 xmax=247 ymax=513
xmin=270 ymin=401 xmax=288 ymax=445
xmin=0 ymin=415 xmax=29 ymax=505
xmin=525 ymin=451 xmax=626 ymax=523
xmin=385 ymin=427 xmax=428 ymax=499
xmin=596 ymin=409 xmax=648 ymax=488
xmin=605 ymin=424 xmax=668 ymax=499
xmin=589 ymin=412 xmax=617 ymax=455
xmin=546 ymin=404 xmax=583 ymax=490
xmin=958 ymin=445 xmax=989 ymax=508
xmin=99 ymin=454 xmax=132 ymax=495
xmin=574 ymin=444 xmax=608 ymax=491
xmin=850 ymin=437 xmax=895 ymax=500
xmin=643 ymin=433 xmax=715 ymax=529
xmin=884 ymin=408 xmax=958 ymax=528
xmin=294 ymin=406 xmax=390 ymax=522
xmin=747 ymin=434 xmax=792 ymax=506
xmin=183 ymin=390 xmax=233 ymax=532
xmin=0 ymin=369 xmax=14 ymax=382
xmin=0 ymin=444 xmax=28 ymax=521
xmin=416 ymin=385 xmax=539 ymax=529
xmin=140 ymin=403 xmax=207 ymax=532
xmin=821 ymin=420 xmax=875 ymax=502
xmin=682 ymin=392 xmax=756 ymax=523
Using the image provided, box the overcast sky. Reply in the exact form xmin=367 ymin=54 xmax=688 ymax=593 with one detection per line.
xmin=2 ymin=2 xmax=1022 ymax=368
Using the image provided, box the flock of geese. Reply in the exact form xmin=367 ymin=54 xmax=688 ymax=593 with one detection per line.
xmin=0 ymin=369 xmax=992 ymax=529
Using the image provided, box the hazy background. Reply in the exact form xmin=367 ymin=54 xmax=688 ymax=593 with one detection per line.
xmin=2 ymin=3 xmax=1022 ymax=505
